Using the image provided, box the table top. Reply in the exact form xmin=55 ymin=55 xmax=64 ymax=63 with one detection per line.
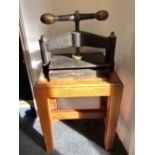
xmin=36 ymin=70 xmax=123 ymax=88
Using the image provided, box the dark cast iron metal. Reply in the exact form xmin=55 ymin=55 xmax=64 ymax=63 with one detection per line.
xmin=39 ymin=10 xmax=116 ymax=80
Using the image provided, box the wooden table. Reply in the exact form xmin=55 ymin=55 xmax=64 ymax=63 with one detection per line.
xmin=34 ymin=71 xmax=123 ymax=152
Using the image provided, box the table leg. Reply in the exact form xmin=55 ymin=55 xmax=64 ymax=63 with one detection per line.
xmin=104 ymin=85 xmax=123 ymax=150
xmin=34 ymin=87 xmax=54 ymax=152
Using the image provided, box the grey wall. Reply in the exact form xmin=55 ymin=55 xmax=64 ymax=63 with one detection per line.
xmin=20 ymin=0 xmax=135 ymax=154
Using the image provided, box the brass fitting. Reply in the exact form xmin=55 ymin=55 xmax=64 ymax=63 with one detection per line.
xmin=40 ymin=13 xmax=59 ymax=24
xmin=72 ymin=54 xmax=82 ymax=60
xmin=95 ymin=10 xmax=109 ymax=21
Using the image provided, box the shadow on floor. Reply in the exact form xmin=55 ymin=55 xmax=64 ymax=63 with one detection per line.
xmin=19 ymin=109 xmax=127 ymax=155
xmin=19 ymin=111 xmax=45 ymax=150
xmin=62 ymin=120 xmax=127 ymax=155
xmin=62 ymin=119 xmax=104 ymax=148
xmin=19 ymin=109 xmax=63 ymax=155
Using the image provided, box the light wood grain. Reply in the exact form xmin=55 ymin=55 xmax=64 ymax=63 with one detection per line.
xmin=46 ymin=86 xmax=110 ymax=98
xmin=34 ymin=71 xmax=123 ymax=152
xmin=48 ymin=98 xmax=57 ymax=110
xmin=104 ymin=85 xmax=123 ymax=150
xmin=34 ymin=87 xmax=54 ymax=152
xmin=51 ymin=109 xmax=105 ymax=120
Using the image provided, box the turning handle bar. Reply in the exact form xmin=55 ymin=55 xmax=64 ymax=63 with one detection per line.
xmin=40 ymin=10 xmax=109 ymax=24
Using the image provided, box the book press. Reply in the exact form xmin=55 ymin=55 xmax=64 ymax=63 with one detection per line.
xmin=34 ymin=10 xmax=123 ymax=152
xmin=39 ymin=10 xmax=116 ymax=79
